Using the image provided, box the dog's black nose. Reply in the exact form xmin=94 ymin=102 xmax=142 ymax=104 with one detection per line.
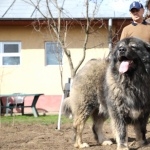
xmin=119 ymin=47 xmax=126 ymax=53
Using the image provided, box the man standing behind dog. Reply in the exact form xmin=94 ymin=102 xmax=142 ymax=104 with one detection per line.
xmin=120 ymin=1 xmax=150 ymax=43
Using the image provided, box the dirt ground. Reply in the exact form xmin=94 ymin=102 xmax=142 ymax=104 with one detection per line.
xmin=1 ymin=120 xmax=150 ymax=150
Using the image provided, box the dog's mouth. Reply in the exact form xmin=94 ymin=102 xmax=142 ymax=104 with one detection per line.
xmin=119 ymin=56 xmax=133 ymax=74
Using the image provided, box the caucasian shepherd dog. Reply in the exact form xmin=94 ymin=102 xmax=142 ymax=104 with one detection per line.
xmin=62 ymin=37 xmax=150 ymax=150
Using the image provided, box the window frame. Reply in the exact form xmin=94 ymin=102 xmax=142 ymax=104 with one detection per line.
xmin=0 ymin=42 xmax=21 ymax=66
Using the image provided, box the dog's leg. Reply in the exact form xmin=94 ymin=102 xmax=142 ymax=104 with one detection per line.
xmin=134 ymin=116 xmax=148 ymax=146
xmin=111 ymin=117 xmax=129 ymax=150
xmin=92 ymin=111 xmax=113 ymax=146
xmin=73 ymin=115 xmax=89 ymax=148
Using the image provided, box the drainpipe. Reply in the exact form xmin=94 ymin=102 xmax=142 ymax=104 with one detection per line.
xmin=108 ymin=18 xmax=112 ymax=52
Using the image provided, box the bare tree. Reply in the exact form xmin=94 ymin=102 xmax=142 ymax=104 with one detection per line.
xmin=145 ymin=0 xmax=150 ymax=22
xmin=23 ymin=0 xmax=106 ymax=90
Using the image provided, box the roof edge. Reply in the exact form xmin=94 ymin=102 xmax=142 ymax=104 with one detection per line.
xmin=0 ymin=17 xmax=131 ymax=21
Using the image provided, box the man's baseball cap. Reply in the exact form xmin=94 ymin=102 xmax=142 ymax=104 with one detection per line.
xmin=129 ymin=1 xmax=143 ymax=11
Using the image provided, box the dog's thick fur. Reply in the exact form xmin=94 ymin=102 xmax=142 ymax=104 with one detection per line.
xmin=62 ymin=37 xmax=150 ymax=150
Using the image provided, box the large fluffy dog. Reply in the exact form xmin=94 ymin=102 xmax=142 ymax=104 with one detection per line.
xmin=62 ymin=37 xmax=150 ymax=150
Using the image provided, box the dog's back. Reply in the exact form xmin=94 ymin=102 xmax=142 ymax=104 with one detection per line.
xmin=62 ymin=59 xmax=108 ymax=116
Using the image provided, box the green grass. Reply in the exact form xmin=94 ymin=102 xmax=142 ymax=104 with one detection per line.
xmin=0 ymin=114 xmax=73 ymax=125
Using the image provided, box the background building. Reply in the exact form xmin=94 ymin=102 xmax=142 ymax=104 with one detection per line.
xmin=0 ymin=0 xmax=146 ymax=114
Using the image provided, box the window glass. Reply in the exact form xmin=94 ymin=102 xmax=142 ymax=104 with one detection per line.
xmin=4 ymin=44 xmax=19 ymax=53
xmin=3 ymin=57 xmax=20 ymax=65
xmin=45 ymin=42 xmax=62 ymax=65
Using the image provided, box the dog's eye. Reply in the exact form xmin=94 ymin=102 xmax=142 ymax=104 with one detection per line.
xmin=130 ymin=45 xmax=137 ymax=50
xmin=130 ymin=43 xmax=137 ymax=49
xmin=129 ymin=42 xmax=137 ymax=49
xmin=131 ymin=45 xmax=137 ymax=48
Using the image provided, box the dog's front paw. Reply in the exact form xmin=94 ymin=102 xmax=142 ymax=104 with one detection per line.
xmin=74 ymin=142 xmax=89 ymax=148
xmin=102 ymin=140 xmax=113 ymax=145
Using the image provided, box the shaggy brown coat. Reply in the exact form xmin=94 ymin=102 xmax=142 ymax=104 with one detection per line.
xmin=63 ymin=37 xmax=150 ymax=150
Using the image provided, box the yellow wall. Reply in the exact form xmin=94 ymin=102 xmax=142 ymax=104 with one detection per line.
xmin=0 ymin=25 xmax=109 ymax=95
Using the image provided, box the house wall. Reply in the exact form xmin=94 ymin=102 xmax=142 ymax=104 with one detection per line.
xmin=0 ymin=24 xmax=110 ymax=114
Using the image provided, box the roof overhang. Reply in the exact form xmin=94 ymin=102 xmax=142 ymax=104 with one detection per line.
xmin=0 ymin=18 xmax=132 ymax=26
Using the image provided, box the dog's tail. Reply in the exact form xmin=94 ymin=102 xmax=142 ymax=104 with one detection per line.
xmin=62 ymin=97 xmax=72 ymax=117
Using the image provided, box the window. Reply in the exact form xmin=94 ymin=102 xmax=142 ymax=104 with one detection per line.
xmin=0 ymin=42 xmax=21 ymax=66
xmin=45 ymin=42 xmax=62 ymax=65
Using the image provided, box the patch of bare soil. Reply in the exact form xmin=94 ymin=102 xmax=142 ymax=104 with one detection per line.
xmin=1 ymin=120 xmax=150 ymax=150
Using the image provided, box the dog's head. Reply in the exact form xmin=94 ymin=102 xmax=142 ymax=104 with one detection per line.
xmin=111 ymin=37 xmax=150 ymax=75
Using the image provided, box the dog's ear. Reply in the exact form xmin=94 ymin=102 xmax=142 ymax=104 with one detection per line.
xmin=141 ymin=42 xmax=150 ymax=74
